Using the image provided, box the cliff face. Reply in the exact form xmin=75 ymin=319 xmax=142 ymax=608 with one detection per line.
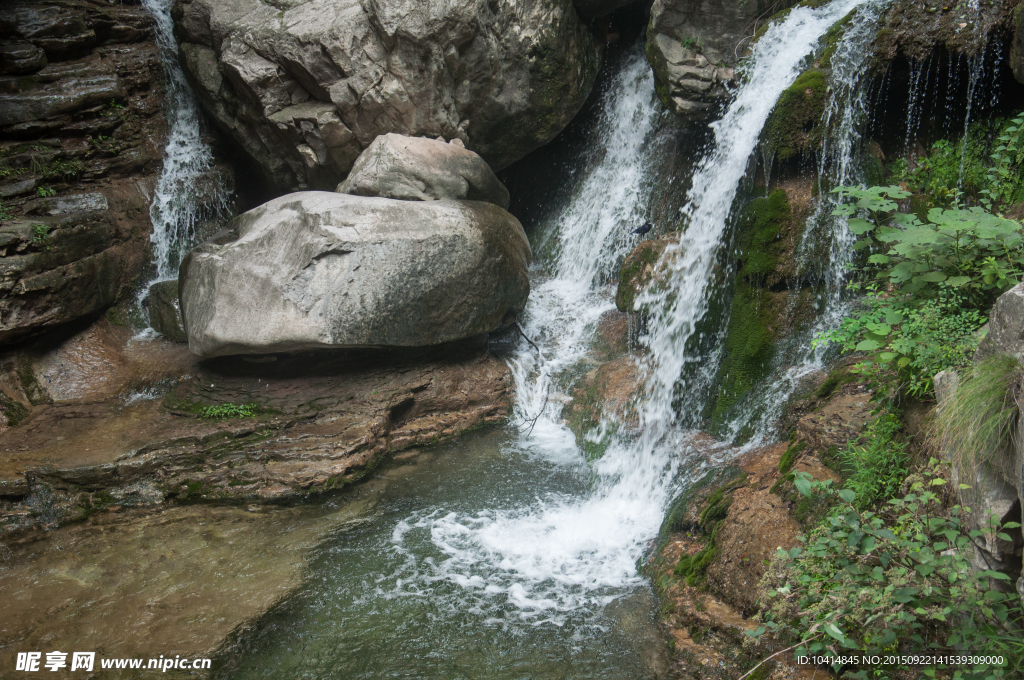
xmin=171 ymin=0 xmax=602 ymax=191
xmin=0 ymin=2 xmax=166 ymax=345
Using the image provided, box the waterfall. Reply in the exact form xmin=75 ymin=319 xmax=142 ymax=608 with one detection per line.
xmin=141 ymin=0 xmax=230 ymax=283
xmin=711 ymin=0 xmax=890 ymax=446
xmin=641 ymin=0 xmax=875 ymax=447
xmin=385 ymin=0 xmax=873 ymax=625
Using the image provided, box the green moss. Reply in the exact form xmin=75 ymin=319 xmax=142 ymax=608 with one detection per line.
xmin=671 ymin=472 xmax=748 ymax=587
xmin=737 ymin=190 xmax=790 ymax=284
xmin=777 ymin=439 xmax=807 ymax=474
xmin=0 ymin=392 xmax=29 ymax=427
xmin=616 ymin=239 xmax=666 ymax=312
xmin=820 ymin=10 xmax=858 ymax=68
xmin=812 ymin=364 xmax=858 ymax=400
xmin=708 ymin=282 xmax=778 ymax=429
xmin=765 ymin=68 xmax=827 ymax=162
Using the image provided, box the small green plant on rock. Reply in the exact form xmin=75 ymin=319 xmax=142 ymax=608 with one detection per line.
xmin=934 ymin=354 xmax=1022 ymax=495
xmin=835 ymin=411 xmax=907 ymax=509
xmin=198 ymin=403 xmax=258 ymax=419
xmin=36 ymin=186 xmax=55 ymax=198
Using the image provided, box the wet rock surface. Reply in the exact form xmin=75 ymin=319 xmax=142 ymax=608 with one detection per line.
xmin=0 ymin=180 xmax=153 ymax=345
xmin=337 ymin=133 xmax=510 ymax=208
xmin=650 ymin=443 xmax=821 ymax=679
xmin=147 ymin=279 xmax=186 ymax=342
xmin=172 ymin=0 xmax=601 ymax=191
xmin=0 ymin=338 xmax=512 ymax=535
xmin=180 ymin=192 xmax=531 ymax=358
xmin=644 ymin=0 xmax=772 ymax=116
xmin=0 ymin=1 xmax=232 ymax=345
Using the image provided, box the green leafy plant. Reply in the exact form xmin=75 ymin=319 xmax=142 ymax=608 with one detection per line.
xmin=198 ymin=403 xmax=258 ymax=419
xmin=751 ymin=463 xmax=1022 ymax=680
xmin=36 ymin=186 xmax=55 ymax=198
xmin=836 ymin=412 xmax=908 ymax=509
xmin=980 ymin=112 xmax=1024 ymax=211
xmin=0 ymin=200 xmax=11 ymax=222
xmin=31 ymin=223 xmax=50 ymax=250
xmin=892 ymin=113 xmax=1024 ymax=209
xmin=814 ymin=185 xmax=1023 ymax=396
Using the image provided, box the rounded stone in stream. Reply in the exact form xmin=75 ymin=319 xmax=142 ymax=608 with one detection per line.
xmin=337 ymin=133 xmax=510 ymax=209
xmin=147 ymin=280 xmax=187 ymax=342
xmin=179 ymin=192 xmax=531 ymax=358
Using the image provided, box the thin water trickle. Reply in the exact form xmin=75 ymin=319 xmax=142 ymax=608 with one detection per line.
xmin=141 ymin=0 xmax=231 ymax=284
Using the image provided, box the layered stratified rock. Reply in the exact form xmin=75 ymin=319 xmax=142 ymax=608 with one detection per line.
xmin=172 ymin=0 xmax=601 ymax=191
xmin=0 ymin=184 xmax=152 ymax=344
xmin=645 ymin=0 xmax=754 ymax=116
xmin=337 ymin=133 xmax=510 ymax=208
xmin=180 ymin=192 xmax=531 ymax=358
xmin=0 ymin=2 xmax=226 ymax=345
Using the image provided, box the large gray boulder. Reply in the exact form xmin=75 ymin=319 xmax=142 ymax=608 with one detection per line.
xmin=645 ymin=0 xmax=767 ymax=116
xmin=172 ymin=0 xmax=601 ymax=191
xmin=180 ymin=192 xmax=531 ymax=358
xmin=337 ymin=133 xmax=510 ymax=209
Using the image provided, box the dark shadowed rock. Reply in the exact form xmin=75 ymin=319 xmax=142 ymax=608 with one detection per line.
xmin=172 ymin=0 xmax=601 ymax=190
xmin=0 ymin=181 xmax=153 ymax=345
xmin=0 ymin=41 xmax=46 ymax=74
xmin=180 ymin=192 xmax=531 ymax=358
xmin=1014 ymin=3 xmax=1024 ymax=85
xmin=0 ymin=4 xmax=97 ymax=60
xmin=573 ymin=0 xmax=635 ymax=20
xmin=337 ymin=133 xmax=510 ymax=208
xmin=148 ymin=279 xmax=187 ymax=342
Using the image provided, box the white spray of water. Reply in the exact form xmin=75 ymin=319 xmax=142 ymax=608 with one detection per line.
xmin=387 ymin=0 xmax=870 ymax=624
xmin=141 ymin=0 xmax=229 ymax=283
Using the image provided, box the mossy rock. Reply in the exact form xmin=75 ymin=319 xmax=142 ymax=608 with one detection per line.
xmin=615 ymin=235 xmax=677 ymax=312
xmin=736 ymin=189 xmax=791 ymax=286
xmin=764 ymin=68 xmax=827 ymax=162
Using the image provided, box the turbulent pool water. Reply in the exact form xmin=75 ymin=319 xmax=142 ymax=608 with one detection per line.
xmin=217 ymin=2 xmax=875 ymax=676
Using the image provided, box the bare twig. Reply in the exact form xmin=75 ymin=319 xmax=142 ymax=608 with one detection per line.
xmin=737 ymin=634 xmax=824 ymax=680
xmin=514 ymin=322 xmax=546 ymax=362
xmin=513 ymin=321 xmax=549 ymax=436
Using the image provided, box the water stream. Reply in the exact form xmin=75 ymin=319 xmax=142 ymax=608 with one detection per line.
xmin=215 ymin=0 xmax=878 ymax=674
xmin=141 ymin=0 xmax=231 ymax=284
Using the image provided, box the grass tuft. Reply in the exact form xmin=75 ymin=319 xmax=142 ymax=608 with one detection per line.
xmin=933 ymin=354 xmax=1022 ymax=495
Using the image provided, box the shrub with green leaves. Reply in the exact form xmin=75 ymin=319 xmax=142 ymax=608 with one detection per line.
xmin=814 ymin=185 xmax=1022 ymax=396
xmin=751 ymin=463 xmax=1023 ymax=680
xmin=892 ymin=112 xmax=1024 ymax=210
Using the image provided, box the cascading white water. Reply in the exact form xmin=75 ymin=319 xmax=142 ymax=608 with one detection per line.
xmin=387 ymin=0 xmax=870 ymax=624
xmin=640 ymin=0 xmax=872 ymax=445
xmin=716 ymin=0 xmax=890 ymax=446
xmin=141 ymin=0 xmax=229 ymax=283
